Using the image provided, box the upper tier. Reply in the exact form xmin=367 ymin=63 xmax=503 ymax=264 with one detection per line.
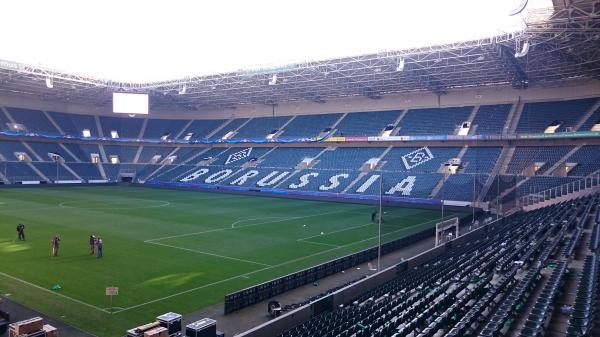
xmin=2 ymin=97 xmax=599 ymax=141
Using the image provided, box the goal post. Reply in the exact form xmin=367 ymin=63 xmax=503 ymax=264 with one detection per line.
xmin=435 ymin=217 xmax=459 ymax=247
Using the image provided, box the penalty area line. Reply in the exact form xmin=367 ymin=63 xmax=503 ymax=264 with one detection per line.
xmin=146 ymin=241 xmax=272 ymax=267
xmin=145 ymin=207 xmax=372 ymax=242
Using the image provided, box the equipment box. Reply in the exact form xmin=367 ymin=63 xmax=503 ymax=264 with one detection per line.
xmin=156 ymin=312 xmax=182 ymax=335
xmin=185 ymin=318 xmax=216 ymax=337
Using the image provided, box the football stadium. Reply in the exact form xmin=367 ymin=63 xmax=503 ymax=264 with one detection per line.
xmin=0 ymin=1 xmax=600 ymax=337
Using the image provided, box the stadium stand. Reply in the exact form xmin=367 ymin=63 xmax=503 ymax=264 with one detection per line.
xmin=287 ymin=170 xmax=359 ymax=193
xmin=516 ymin=98 xmax=598 ymax=133
xmin=142 ymin=118 xmax=189 ymax=139
xmin=26 ymin=141 xmax=77 ymax=162
xmin=334 ymin=110 xmax=401 ymax=136
xmin=352 ymin=172 xmax=442 ymax=198
xmin=578 ymin=106 xmax=600 ymax=131
xmin=313 ymin=148 xmax=386 ymax=170
xmin=137 ymin=146 xmax=176 ymax=164
xmin=470 ymin=104 xmax=512 ymax=135
xmin=278 ymin=113 xmax=341 ymax=138
xmin=66 ymin=162 xmax=103 ymax=181
xmin=396 ymin=106 xmax=472 ymax=136
xmin=99 ymin=116 xmax=144 ymax=139
xmin=506 ymin=146 xmax=573 ymax=175
xmin=102 ymin=145 xmax=140 ymax=163
xmin=258 ymin=147 xmax=323 ymax=168
xmin=62 ymin=143 xmax=102 ymax=163
xmin=460 ymin=147 xmax=502 ymax=173
xmin=32 ymin=162 xmax=78 ymax=181
xmin=47 ymin=111 xmax=99 ymax=137
xmin=379 ymin=147 xmax=462 ymax=172
xmin=564 ymin=145 xmax=600 ymax=177
xmin=0 ymin=109 xmax=11 ymax=131
xmin=177 ymin=119 xmax=227 ymax=140
xmin=1 ymin=161 xmax=42 ymax=182
xmin=5 ymin=107 xmax=59 ymax=134
xmin=0 ymin=141 xmax=34 ymax=161
xmin=439 ymin=173 xmax=488 ymax=201
xmin=209 ymin=118 xmax=249 ymax=140
xmin=233 ymin=116 xmax=291 ymax=139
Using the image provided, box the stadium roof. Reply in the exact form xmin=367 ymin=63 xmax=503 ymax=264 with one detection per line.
xmin=0 ymin=0 xmax=599 ymax=111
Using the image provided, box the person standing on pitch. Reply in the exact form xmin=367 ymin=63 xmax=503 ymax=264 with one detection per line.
xmin=96 ymin=237 xmax=103 ymax=258
xmin=89 ymin=234 xmax=96 ymax=254
xmin=51 ymin=234 xmax=61 ymax=257
xmin=16 ymin=224 xmax=25 ymax=241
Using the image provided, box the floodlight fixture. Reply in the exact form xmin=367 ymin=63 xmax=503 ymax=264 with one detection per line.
xmin=45 ymin=77 xmax=54 ymax=88
xmin=268 ymin=74 xmax=277 ymax=86
xmin=515 ymin=41 xmax=530 ymax=58
xmin=178 ymin=84 xmax=187 ymax=95
xmin=396 ymin=58 xmax=405 ymax=72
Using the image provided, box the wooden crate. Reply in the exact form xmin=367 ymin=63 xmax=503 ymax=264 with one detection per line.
xmin=9 ymin=317 xmax=44 ymax=335
xmin=43 ymin=324 xmax=58 ymax=337
xmin=143 ymin=326 xmax=168 ymax=337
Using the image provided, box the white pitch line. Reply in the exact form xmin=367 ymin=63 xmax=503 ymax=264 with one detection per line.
xmin=114 ymin=214 xmax=452 ymax=314
xmin=298 ymin=240 xmax=341 ymax=248
xmin=144 ymin=207 xmax=371 ymax=242
xmin=297 ymin=222 xmax=373 ymax=242
xmin=230 ymin=217 xmax=286 ymax=228
xmin=146 ymin=241 xmax=272 ymax=267
xmin=58 ymin=200 xmax=171 ymax=210
xmin=0 ymin=271 xmax=110 ymax=314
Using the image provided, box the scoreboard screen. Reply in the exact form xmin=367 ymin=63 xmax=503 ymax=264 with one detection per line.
xmin=113 ymin=93 xmax=148 ymax=115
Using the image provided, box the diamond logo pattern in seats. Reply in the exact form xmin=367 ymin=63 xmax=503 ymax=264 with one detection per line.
xmin=401 ymin=147 xmax=434 ymax=170
xmin=225 ymin=148 xmax=252 ymax=165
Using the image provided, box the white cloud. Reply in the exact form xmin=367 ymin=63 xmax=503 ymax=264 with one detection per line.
xmin=0 ymin=0 xmax=532 ymax=82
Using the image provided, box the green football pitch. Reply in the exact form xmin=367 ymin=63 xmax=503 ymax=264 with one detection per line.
xmin=0 ymin=186 xmax=462 ymax=336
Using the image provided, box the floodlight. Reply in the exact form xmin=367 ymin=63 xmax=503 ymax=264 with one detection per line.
xmin=45 ymin=77 xmax=54 ymax=88
xmin=268 ymin=74 xmax=277 ymax=86
xmin=515 ymin=41 xmax=530 ymax=58
xmin=178 ymin=84 xmax=187 ymax=95
xmin=396 ymin=58 xmax=405 ymax=72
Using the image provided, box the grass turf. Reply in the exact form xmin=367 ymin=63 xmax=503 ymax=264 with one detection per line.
xmin=0 ymin=186 xmax=462 ymax=336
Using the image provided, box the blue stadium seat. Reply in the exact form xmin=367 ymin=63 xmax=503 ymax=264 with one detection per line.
xmin=177 ymin=119 xmax=227 ymax=140
xmin=516 ymin=98 xmax=597 ymax=133
xmin=209 ymin=118 xmax=249 ymax=140
xmin=234 ymin=116 xmax=292 ymax=139
xmin=66 ymin=163 xmax=103 ymax=181
xmin=578 ymin=106 xmax=600 ymax=131
xmin=461 ymin=147 xmax=502 ymax=173
xmin=103 ymin=145 xmax=140 ymax=163
xmin=47 ymin=111 xmax=98 ymax=137
xmin=142 ymin=119 xmax=189 ymax=139
xmin=471 ymin=104 xmax=511 ymax=135
xmin=279 ymin=114 xmax=341 ymax=138
xmin=334 ymin=111 xmax=401 ymax=136
xmin=313 ymin=148 xmax=386 ymax=170
xmin=26 ymin=142 xmax=78 ymax=162
xmin=99 ymin=116 xmax=144 ymax=139
xmin=564 ymin=145 xmax=600 ymax=177
xmin=397 ymin=106 xmax=472 ymax=136
xmin=6 ymin=107 xmax=59 ymax=134
xmin=1 ymin=161 xmax=43 ymax=182
xmin=506 ymin=146 xmax=573 ymax=175
xmin=380 ymin=147 xmax=462 ymax=173
xmin=258 ymin=148 xmax=323 ymax=168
